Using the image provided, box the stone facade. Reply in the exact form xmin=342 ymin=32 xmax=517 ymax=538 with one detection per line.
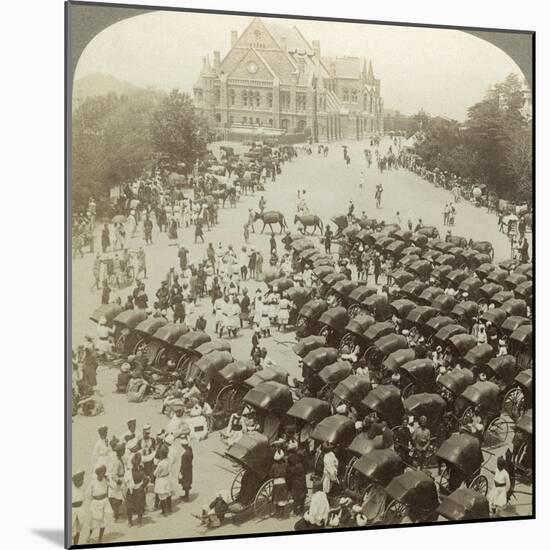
xmin=193 ymin=17 xmax=384 ymax=141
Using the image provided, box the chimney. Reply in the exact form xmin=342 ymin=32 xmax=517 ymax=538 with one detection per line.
xmin=231 ymin=30 xmax=238 ymax=47
xmin=213 ymin=51 xmax=221 ymax=70
xmin=312 ymin=40 xmax=320 ymax=59
xmin=280 ymin=35 xmax=287 ymax=52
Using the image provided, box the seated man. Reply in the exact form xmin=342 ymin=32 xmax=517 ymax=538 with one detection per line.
xmin=115 ymin=363 xmax=132 ymax=393
xmin=126 ymin=371 xmax=149 ymax=403
xmin=199 ymin=492 xmax=230 ymax=527
xmin=411 ymin=415 xmax=431 ymax=464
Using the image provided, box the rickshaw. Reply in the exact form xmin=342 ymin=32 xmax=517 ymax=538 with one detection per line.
xmin=386 ymin=240 xmax=408 ymax=259
xmin=410 ymin=233 xmax=429 ymax=248
xmin=434 ymin=254 xmax=457 ymax=269
xmin=312 ymin=265 xmax=335 ymax=283
xmin=268 ymin=277 xmax=294 ymax=296
xmin=242 ymin=381 xmax=294 ymax=443
xmin=447 ymin=334 xmax=478 ymax=359
xmin=382 ymin=348 xmax=416 ymax=375
xmin=131 ymin=317 xmax=168 ymax=356
xmin=445 ymin=269 xmax=469 ymax=289
xmin=399 ymin=359 xmax=437 ymax=398
xmin=147 ymin=323 xmax=191 ymax=368
xmin=399 ymin=281 xmax=428 ymax=302
xmin=433 ymin=241 xmax=455 ymax=254
xmin=490 ymin=290 xmax=514 ymax=308
xmin=172 ymin=330 xmax=212 ymax=379
xmin=331 ymin=374 xmax=373 ymax=415
xmin=408 ymin=260 xmax=433 ymax=281
xmin=310 ymin=414 xmax=357 ymax=478
xmin=383 ymin=470 xmax=440 ymax=523
xmin=400 ymin=254 xmax=421 ymax=270
xmin=514 ymin=280 xmax=532 ymax=303
xmin=360 ymin=293 xmax=392 ymax=321
xmin=196 ymin=339 xmax=232 ymax=356
xmin=317 ymin=361 xmax=354 ymax=399
xmin=321 ymin=272 xmax=347 ymax=297
xmin=389 ymin=299 xmax=417 ymax=321
xmin=447 ymin=247 xmax=467 ymax=268
xmin=463 ymin=344 xmax=495 ymax=373
xmin=405 ymin=306 xmax=439 ymax=337
xmin=347 ymin=286 xmax=377 ymax=317
xmin=514 ymin=263 xmax=532 ymax=279
xmin=455 ymin=381 xmax=509 ymax=448
xmin=362 ymin=322 xmax=396 ymax=359
xmin=475 ymin=262 xmax=496 ymax=280
xmin=390 ymin=269 xmax=415 ymax=288
xmin=437 ymin=488 xmax=490 ymax=521
xmin=450 ymin=301 xmax=479 ymax=329
xmin=293 ymin=335 xmax=326 ymax=358
xmin=313 ymin=256 xmax=337 ymax=269
xmin=445 ymin=234 xmax=469 ymax=249
xmin=417 ymin=287 xmax=444 ymax=307
xmin=376 ymin=236 xmax=396 ymax=252
xmin=436 ymin=367 xmax=475 ymax=409
xmin=244 ymin=365 xmax=289 ymax=388
xmin=465 ymin=251 xmax=492 ymax=271
xmin=432 ymin=323 xmax=468 ymax=350
xmin=501 ymin=316 xmax=529 ymax=337
xmin=393 ymin=229 xmax=413 ymax=243
xmin=424 ymin=316 xmax=454 ymax=344
xmin=417 ymin=226 xmax=440 ymax=239
xmin=504 ymin=273 xmax=528 ymax=291
xmin=512 ymin=409 xmax=532 ymax=483
xmin=224 ymin=433 xmax=275 ymax=520
xmin=295 ymin=299 xmax=329 ymax=338
xmin=501 ymin=299 xmax=528 ymax=318
xmin=422 ymin=249 xmax=442 ymax=263
xmin=486 ymin=269 xmax=508 ymax=286
xmin=189 ymin=350 xmax=234 ymax=402
xmin=327 ymin=280 xmax=358 ymax=308
xmin=509 ymin=325 xmax=532 ymax=370
xmin=498 ymin=258 xmax=518 ymax=273
xmin=481 ymin=308 xmax=507 ymax=329
xmin=339 ymin=315 xmax=375 ymax=353
xmin=112 ymin=309 xmax=148 ymax=354
xmin=301 ymin=347 xmax=339 ymax=395
xmin=348 ymin=450 xmax=405 ymax=520
xmin=436 ymin=433 xmax=489 ymax=496
xmin=90 ymin=303 xmax=123 ymax=326
xmin=458 ymin=277 xmax=483 ymax=301
xmin=287 ymin=397 xmax=331 ymax=445
xmin=365 ymin=334 xmax=409 ymax=368
xmin=360 ymin=385 xmax=405 ymax=429
xmin=431 ymin=294 xmax=456 ymax=315
xmin=478 ymin=282 xmax=504 ymax=306
xmin=431 ymin=264 xmax=453 ymax=283
xmin=502 ymin=368 xmax=532 ymax=421
xmin=316 ymin=306 xmax=350 ymax=346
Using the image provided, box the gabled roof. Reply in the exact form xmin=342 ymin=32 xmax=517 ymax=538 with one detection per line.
xmin=264 ymin=20 xmax=313 ymax=54
xmin=322 ymin=56 xmax=362 ymax=79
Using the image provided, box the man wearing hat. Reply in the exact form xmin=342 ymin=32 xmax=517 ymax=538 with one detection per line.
xmin=92 ymin=426 xmax=110 ymax=469
xmin=179 ymin=437 xmax=194 ymax=501
xmin=322 ymin=443 xmax=339 ymax=494
xmin=269 ymin=449 xmax=289 ymax=517
xmin=108 ymin=443 xmax=127 ymax=520
xmin=122 ymin=419 xmax=138 ymax=443
xmin=139 ymin=423 xmax=156 ymax=480
xmin=71 ymin=471 xmax=85 ymax=545
xmin=116 ymin=363 xmax=132 ymax=393
xmin=88 ymin=464 xmax=109 ymax=543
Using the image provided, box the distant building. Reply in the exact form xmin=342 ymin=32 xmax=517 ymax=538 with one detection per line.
xmin=193 ymin=17 xmax=384 ymax=141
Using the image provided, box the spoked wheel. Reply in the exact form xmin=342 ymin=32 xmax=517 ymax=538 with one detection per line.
xmin=469 ymin=474 xmax=489 ymax=496
xmin=145 ymin=342 xmax=162 ymax=366
xmin=401 ymin=382 xmax=417 ymax=400
xmin=364 ymin=346 xmax=381 ymax=366
xmin=230 ymin=468 xmax=245 ymax=501
xmin=132 ymin=338 xmax=148 ymax=355
xmin=438 ymin=466 xmax=451 ymax=496
xmin=317 ymin=384 xmax=331 ymax=402
xmin=339 ymin=333 xmax=356 ymax=352
xmin=384 ymin=499 xmax=408 ymax=525
xmin=216 ymin=386 xmax=239 ymax=416
xmin=155 ymin=348 xmax=168 ymax=368
xmin=115 ymin=331 xmax=128 ymax=354
xmin=319 ymin=326 xmax=332 ymax=340
xmin=344 ymin=456 xmax=359 ymax=491
xmin=348 ymin=304 xmax=361 ymax=318
xmin=503 ymin=387 xmax=524 ymax=421
xmin=515 ymin=352 xmax=531 ymax=371
xmin=254 ymin=479 xmax=274 ymax=519
xmin=484 ymin=416 xmax=509 ymax=449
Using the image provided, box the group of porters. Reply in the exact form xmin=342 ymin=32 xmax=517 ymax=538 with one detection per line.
xmin=88 ymin=222 xmax=532 ymax=526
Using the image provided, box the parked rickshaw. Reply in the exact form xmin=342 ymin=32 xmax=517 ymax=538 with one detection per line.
xmin=501 ymin=299 xmax=528 ymax=318
xmin=486 ymin=268 xmax=508 ymax=286
xmin=436 ymin=433 xmax=489 ymax=496
xmin=490 ymin=290 xmax=514 ymax=308
xmin=391 ymin=270 xmax=415 ymax=288
xmin=401 ymin=254 xmax=421 ymax=269
xmin=328 ymin=280 xmax=358 ymax=308
xmin=417 ymin=226 xmax=440 ymax=239
xmin=446 ymin=269 xmax=469 ymax=289
xmin=417 ymin=287 xmax=444 ymax=307
xmin=321 ymin=273 xmax=347 ymax=298
xmin=450 ymin=301 xmax=479 ymax=329
xmin=331 ymin=374 xmax=373 ymax=414
xmin=112 ymin=309 xmax=148 ymax=354
xmin=310 ymin=414 xmax=357 ymax=478
xmin=224 ymin=433 xmax=275 ymax=520
xmin=422 ymin=249 xmax=442 ymax=263
xmin=386 ymin=240 xmax=408 ymax=258
xmin=313 ymin=266 xmax=335 ymax=283
xmin=365 ymin=334 xmax=409 ymax=368
xmin=360 ymin=293 xmax=392 ymax=321
xmin=438 ymin=488 xmax=490 ymax=521
xmin=434 ymin=254 xmax=457 ymax=269
xmin=424 ymin=316 xmax=454 ymax=344
xmin=242 ymin=381 xmax=294 ymax=443
xmin=245 ymin=365 xmax=289 ymax=389
xmin=480 ymin=355 xmax=518 ymax=398
xmin=317 ymin=361 xmax=353 ymax=399
xmin=339 ymin=315 xmax=375 ymax=353
xmin=432 ymin=324 xmax=468 ymax=351
xmin=504 ymin=273 xmax=528 ymax=292
xmin=431 ymin=265 xmax=453 ymax=283
xmin=409 ymin=260 xmax=433 ymax=281
xmin=293 ymin=335 xmax=326 ymax=358
xmin=360 ymin=385 xmax=405 ymax=428
xmin=455 ymin=381 xmax=509 ymax=448
xmin=463 ymin=344 xmax=495 ymax=373
xmin=383 ymin=470 xmax=440 ymax=523
xmin=480 ymin=308 xmax=507 ymax=329
xmin=475 ymin=262 xmax=496 ymax=280
xmin=466 ymin=252 xmax=492 ymax=271
xmin=348 ymin=450 xmax=405 ymax=519
xmin=147 ymin=323 xmax=191 ymax=368
xmin=399 ymin=359 xmax=437 ymax=398
xmin=509 ymin=325 xmax=532 ymax=370
xmin=389 ymin=299 xmax=417 ymax=321
xmin=478 ymin=283 xmax=504 ymax=306
xmin=410 ymin=233 xmax=429 ymax=248
xmin=514 ymin=263 xmax=532 ymax=279
xmin=190 ymin=350 xmax=233 ymax=402
xmin=172 ymin=330 xmax=212 ymax=378
xmin=512 ymin=409 xmax=532 ymax=483
xmin=287 ymin=397 xmax=331 ymax=447
xmin=295 ymin=299 xmax=329 ymax=338
xmin=514 ymin=280 xmax=532 ymax=304
xmin=400 ymin=281 xmax=428 ymax=301
xmin=131 ymin=317 xmax=167 ymax=356
xmin=447 ymin=334 xmax=478 ymax=359
xmin=503 ymin=368 xmax=531 ymax=421
xmin=382 ymin=348 xmax=416 ymax=375
xmin=347 ymin=286 xmax=377 ymax=317
xmin=90 ymin=303 xmax=123 ymax=326
xmin=447 ymin=247 xmax=467 ymax=268
xmin=458 ymin=277 xmax=483 ymax=301
xmin=301 ymin=347 xmax=339 ymax=395
xmin=362 ymin=322 xmax=396 ymax=359
xmin=431 ymin=294 xmax=456 ymax=315
xmin=316 ymin=306 xmax=350 ymax=346
xmin=433 ymin=241 xmax=455 ymax=254
xmin=406 ymin=306 xmax=439 ymax=337
xmin=437 ymin=367 xmax=475 ymax=409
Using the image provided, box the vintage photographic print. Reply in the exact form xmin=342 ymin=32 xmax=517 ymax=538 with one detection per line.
xmin=67 ymin=2 xmax=534 ymax=547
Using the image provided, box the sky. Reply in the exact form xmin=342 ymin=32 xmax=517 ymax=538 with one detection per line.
xmin=74 ymin=11 xmax=523 ymax=121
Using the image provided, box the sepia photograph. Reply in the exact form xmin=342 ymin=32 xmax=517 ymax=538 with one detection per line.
xmin=66 ymin=2 xmax=534 ymax=547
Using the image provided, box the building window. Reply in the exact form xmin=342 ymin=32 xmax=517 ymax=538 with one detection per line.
xmin=267 ymin=92 xmax=273 ymax=108
xmin=242 ymin=116 xmax=247 ymax=124
xmin=229 ymin=116 xmax=234 ymax=125
xmin=249 ymin=117 xmax=254 ymax=125
xmin=369 ymin=95 xmax=374 ymax=113
xmin=256 ymin=117 xmax=261 ymax=125
xmin=281 ymin=119 xmax=289 ymax=130
xmin=296 ymin=93 xmax=306 ymax=111
xmin=343 ymin=88 xmax=349 ymax=102
xmin=214 ymin=87 xmax=220 ymax=105
xmin=215 ymin=113 xmax=221 ymax=123
xmin=255 ymin=91 xmax=260 ymax=107
xmin=280 ymin=91 xmax=290 ymax=110
xmin=229 ymin=89 xmax=235 ymax=106
xmin=268 ymin=118 xmax=274 ymax=127
xmin=351 ymin=89 xmax=358 ymax=103
xmin=363 ymin=93 xmax=367 ymax=111
xmin=242 ymin=90 xmax=248 ymax=106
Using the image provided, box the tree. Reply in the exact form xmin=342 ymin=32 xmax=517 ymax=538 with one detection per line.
xmin=150 ymin=89 xmax=207 ymax=173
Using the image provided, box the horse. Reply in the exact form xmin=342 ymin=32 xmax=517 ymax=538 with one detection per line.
xmin=254 ymin=210 xmax=288 ymax=234
xmin=294 ymin=214 xmax=324 ymax=235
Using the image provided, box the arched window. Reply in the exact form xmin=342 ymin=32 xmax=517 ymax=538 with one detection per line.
xmin=268 ymin=118 xmax=274 ymax=127
xmin=267 ymin=92 xmax=273 ymax=108
xmin=281 ymin=119 xmax=289 ymax=130
xmin=242 ymin=90 xmax=248 ymax=106
xmin=351 ymin=89 xmax=358 ymax=103
xmin=229 ymin=89 xmax=235 ymax=106
xmin=255 ymin=91 xmax=260 ymax=107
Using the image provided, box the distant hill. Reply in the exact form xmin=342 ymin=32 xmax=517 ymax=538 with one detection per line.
xmin=72 ymin=73 xmax=142 ymax=103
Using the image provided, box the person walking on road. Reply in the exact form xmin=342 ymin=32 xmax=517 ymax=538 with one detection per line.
xmin=324 ymin=226 xmax=333 ymax=254
xmin=178 ymin=438 xmax=193 ymax=501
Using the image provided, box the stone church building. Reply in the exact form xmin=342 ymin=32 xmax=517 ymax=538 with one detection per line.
xmin=193 ymin=17 xmax=384 ymax=141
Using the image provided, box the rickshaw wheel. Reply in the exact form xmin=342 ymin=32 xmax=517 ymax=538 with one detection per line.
xmin=484 ymin=416 xmax=509 ymax=449
xmin=155 ymin=348 xmax=167 ymax=368
xmin=132 ymin=338 xmax=147 ymax=355
xmin=344 ymin=457 xmax=359 ymax=491
xmin=503 ymin=387 xmax=524 ymax=421
xmin=364 ymin=346 xmax=379 ymax=365
xmin=402 ymin=383 xmax=417 ymax=400
xmin=460 ymin=406 xmax=474 ymax=426
xmin=348 ymin=304 xmax=363 ymax=318
xmin=361 ymin=482 xmax=376 ymax=504
xmin=384 ymin=499 xmax=408 ymax=525
xmin=317 ymin=384 xmax=331 ymax=402
xmin=438 ymin=466 xmax=451 ymax=495
xmin=339 ymin=333 xmax=356 ymax=352
xmin=254 ymin=479 xmax=274 ymax=519
xmin=115 ymin=332 xmax=127 ymax=354
xmin=216 ymin=386 xmax=238 ymax=415
xmin=145 ymin=342 xmax=161 ymax=366
xmin=319 ymin=326 xmax=331 ymax=340
xmin=230 ymin=468 xmax=245 ymax=501
xmin=469 ymin=474 xmax=489 ymax=496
